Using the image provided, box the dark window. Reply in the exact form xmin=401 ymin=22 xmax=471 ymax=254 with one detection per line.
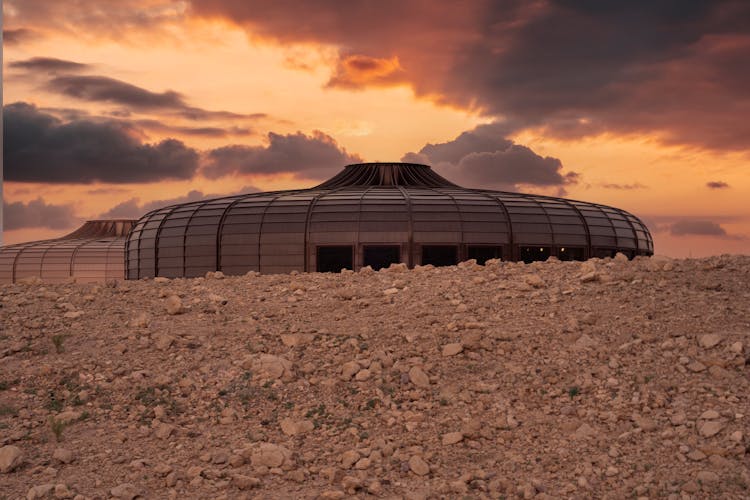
xmin=363 ymin=245 xmax=400 ymax=271
xmin=592 ymin=248 xmax=617 ymax=259
xmin=557 ymin=247 xmax=585 ymax=261
xmin=422 ymin=245 xmax=458 ymax=267
xmin=467 ymin=246 xmax=502 ymax=265
xmin=519 ymin=246 xmax=551 ymax=263
xmin=317 ymin=246 xmax=353 ymax=273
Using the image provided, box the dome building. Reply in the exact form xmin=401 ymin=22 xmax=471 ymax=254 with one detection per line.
xmin=0 ymin=220 xmax=135 ymax=284
xmin=125 ymin=162 xmax=653 ymax=279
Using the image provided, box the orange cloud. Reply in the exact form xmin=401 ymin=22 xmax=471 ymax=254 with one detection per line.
xmin=327 ymin=54 xmax=404 ymax=88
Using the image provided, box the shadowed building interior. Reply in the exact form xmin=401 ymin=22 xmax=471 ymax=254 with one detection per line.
xmin=123 ymin=162 xmax=653 ymax=278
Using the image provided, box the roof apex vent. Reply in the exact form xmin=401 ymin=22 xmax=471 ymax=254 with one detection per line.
xmin=316 ymin=162 xmax=458 ymax=188
xmin=62 ymin=220 xmax=137 ymax=239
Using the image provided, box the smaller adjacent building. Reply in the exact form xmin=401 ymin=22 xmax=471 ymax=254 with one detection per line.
xmin=0 ymin=220 xmax=134 ymax=284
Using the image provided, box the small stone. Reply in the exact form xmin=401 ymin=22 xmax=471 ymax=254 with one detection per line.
xmin=165 ymin=295 xmax=183 ymax=315
xmin=408 ymin=366 xmax=430 ymax=388
xmin=682 ymin=481 xmax=700 ymax=493
xmin=367 ymin=480 xmax=382 ymax=495
xmin=383 ymin=287 xmax=399 ymax=295
xmin=408 ymin=455 xmax=430 ymax=476
xmin=110 ymin=483 xmax=139 ymax=499
xmin=155 ymin=423 xmax=174 ymax=440
xmin=695 ymin=470 xmax=719 ymax=483
xmin=730 ymin=430 xmax=743 ymax=442
xmin=699 ymin=410 xmax=720 ymax=420
xmin=341 ymin=475 xmax=362 ymax=493
xmin=670 ymin=412 xmax=687 ymax=426
xmin=687 ymin=449 xmax=707 ymax=461
xmin=525 ymin=274 xmax=544 ymax=288
xmin=580 ymin=272 xmax=599 ymax=283
xmin=131 ymin=313 xmax=150 ymax=328
xmin=250 ymin=443 xmax=291 ymax=468
xmin=698 ymin=334 xmax=722 ymax=349
xmin=729 ymin=341 xmax=743 ymax=354
xmin=698 ymin=420 xmax=724 ymax=438
xmin=280 ymin=418 xmax=314 ymax=437
xmin=54 ymin=483 xmax=73 ymax=499
xmin=687 ymin=361 xmax=707 ymax=372
xmin=341 ymin=361 xmax=360 ymax=380
xmin=354 ymin=369 xmax=371 ymax=381
xmin=442 ymin=343 xmax=463 ymax=357
xmin=52 ymin=448 xmax=75 ymax=464
xmin=232 ymin=474 xmax=261 ymax=490
xmin=154 ymin=334 xmax=175 ymax=351
xmin=354 ymin=457 xmax=371 ymax=470
xmin=605 ymin=466 xmax=619 ymax=477
xmin=26 ymin=484 xmax=55 ymax=499
xmin=63 ymin=311 xmax=84 ymax=319
xmin=0 ymin=445 xmax=24 ymax=473
xmin=442 ymin=432 xmax=464 ymax=445
xmin=634 ymin=415 xmax=657 ymax=432
xmin=341 ymin=450 xmax=360 ymax=469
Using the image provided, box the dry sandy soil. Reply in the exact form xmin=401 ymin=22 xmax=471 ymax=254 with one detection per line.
xmin=1 ymin=255 xmax=749 ymax=499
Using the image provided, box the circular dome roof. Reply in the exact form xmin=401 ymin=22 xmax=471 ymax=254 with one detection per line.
xmin=126 ymin=163 xmax=653 ymax=278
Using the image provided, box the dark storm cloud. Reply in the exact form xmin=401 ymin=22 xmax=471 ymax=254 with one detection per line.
xmin=99 ymin=187 xmax=261 ymax=219
xmin=3 ymin=102 xmax=199 ymax=183
xmin=45 ymin=75 xmax=267 ymax=121
xmin=706 ymin=181 xmax=730 ymax=189
xmin=3 ymin=28 xmax=41 ymax=45
xmin=402 ymin=123 xmax=578 ymax=191
xmin=3 ymin=198 xmax=79 ymax=230
xmin=9 ymin=57 xmax=90 ymax=73
xmin=203 ymin=131 xmax=362 ymax=180
xmin=48 ymin=75 xmax=185 ymax=110
xmin=188 ymin=0 xmax=750 ymax=152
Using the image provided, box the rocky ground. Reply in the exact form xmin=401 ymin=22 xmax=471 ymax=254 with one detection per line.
xmin=1 ymin=254 xmax=749 ymax=499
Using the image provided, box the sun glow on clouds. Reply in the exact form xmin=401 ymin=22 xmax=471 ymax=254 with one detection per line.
xmin=3 ymin=2 xmax=749 ymax=257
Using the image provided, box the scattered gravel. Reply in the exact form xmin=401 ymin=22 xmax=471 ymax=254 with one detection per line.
xmin=1 ymin=255 xmax=749 ymax=498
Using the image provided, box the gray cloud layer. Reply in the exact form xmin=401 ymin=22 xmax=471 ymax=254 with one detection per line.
xmin=204 ymin=131 xmax=362 ymax=180
xmin=3 ymin=198 xmax=79 ymax=230
xmin=402 ymin=123 xmax=578 ymax=191
xmin=4 ymin=102 xmax=200 ymax=183
xmin=9 ymin=57 xmax=90 ymax=73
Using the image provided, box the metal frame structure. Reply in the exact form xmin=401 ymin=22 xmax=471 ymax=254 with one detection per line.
xmin=125 ymin=163 xmax=653 ymax=278
xmin=0 ymin=220 xmax=135 ymax=283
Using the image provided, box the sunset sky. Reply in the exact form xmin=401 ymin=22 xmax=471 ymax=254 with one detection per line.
xmin=2 ymin=0 xmax=749 ymax=257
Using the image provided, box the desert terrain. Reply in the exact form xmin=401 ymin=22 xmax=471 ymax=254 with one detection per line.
xmin=1 ymin=255 xmax=748 ymax=499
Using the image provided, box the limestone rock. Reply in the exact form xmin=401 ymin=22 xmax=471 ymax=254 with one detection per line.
xmin=442 ymin=432 xmax=464 ymax=445
xmin=442 ymin=343 xmax=463 ymax=357
xmin=250 ymin=443 xmax=292 ymax=468
xmin=408 ymin=455 xmax=430 ymax=476
xmin=280 ymin=418 xmax=314 ymax=436
xmin=110 ymin=483 xmax=140 ymax=499
xmin=0 ymin=445 xmax=23 ymax=473
xmin=698 ymin=334 xmax=722 ymax=349
xmin=165 ymin=295 xmax=183 ymax=315
xmin=52 ymin=448 xmax=75 ymax=464
xmin=408 ymin=366 xmax=430 ymax=388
